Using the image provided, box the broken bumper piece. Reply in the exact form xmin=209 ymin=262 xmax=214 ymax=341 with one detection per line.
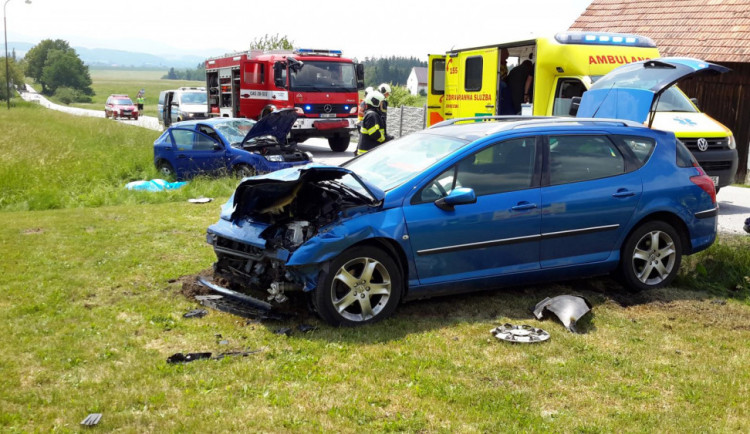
xmin=196 ymin=277 xmax=290 ymax=321
xmin=533 ymin=295 xmax=592 ymax=333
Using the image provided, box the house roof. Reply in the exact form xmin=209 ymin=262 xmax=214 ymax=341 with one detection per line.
xmin=411 ymin=67 xmax=428 ymax=84
xmin=569 ymin=0 xmax=750 ymax=63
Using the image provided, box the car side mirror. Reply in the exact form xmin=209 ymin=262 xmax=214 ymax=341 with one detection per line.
xmin=213 ymin=142 xmax=223 ymax=151
xmin=690 ymin=97 xmax=700 ymax=110
xmin=569 ymin=96 xmax=581 ymax=116
xmin=435 ymin=187 xmax=477 ymax=211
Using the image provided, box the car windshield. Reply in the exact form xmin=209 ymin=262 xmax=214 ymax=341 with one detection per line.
xmin=114 ymin=98 xmax=132 ymax=105
xmin=213 ymin=119 xmax=257 ymax=144
xmin=181 ymin=92 xmax=207 ymax=104
xmin=341 ymin=132 xmax=468 ymax=192
xmin=289 ymin=61 xmax=358 ymax=92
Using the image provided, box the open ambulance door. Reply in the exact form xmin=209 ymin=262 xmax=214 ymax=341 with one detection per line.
xmin=426 ymin=54 xmax=446 ymax=127
xmin=448 ymin=47 xmax=498 ymax=121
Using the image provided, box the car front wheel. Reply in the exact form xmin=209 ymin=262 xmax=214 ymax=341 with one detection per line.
xmin=314 ymin=245 xmax=402 ymax=326
xmin=234 ymin=164 xmax=257 ymax=179
xmin=619 ymin=221 xmax=682 ymax=291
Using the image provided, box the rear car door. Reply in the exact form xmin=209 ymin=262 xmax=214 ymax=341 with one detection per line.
xmin=540 ymin=133 xmax=643 ymax=267
xmin=454 ymin=48 xmax=498 ymax=120
xmin=403 ymin=136 xmax=541 ymax=286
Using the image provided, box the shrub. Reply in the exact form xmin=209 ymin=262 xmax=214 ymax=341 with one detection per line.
xmin=54 ymin=87 xmax=77 ymax=105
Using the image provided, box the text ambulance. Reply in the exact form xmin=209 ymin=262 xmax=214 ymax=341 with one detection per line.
xmin=427 ymin=32 xmax=738 ymax=188
xmin=206 ymin=49 xmax=364 ymax=152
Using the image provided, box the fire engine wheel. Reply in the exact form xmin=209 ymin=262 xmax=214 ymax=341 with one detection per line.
xmin=313 ymin=245 xmax=402 ymax=327
xmin=328 ymin=134 xmax=350 ymax=152
xmin=234 ymin=164 xmax=257 ymax=179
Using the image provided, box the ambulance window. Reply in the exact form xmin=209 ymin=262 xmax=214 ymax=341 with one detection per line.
xmin=465 ymin=56 xmax=483 ymax=92
xmin=552 ymin=78 xmax=587 ymax=117
xmin=431 ymin=58 xmax=445 ymax=95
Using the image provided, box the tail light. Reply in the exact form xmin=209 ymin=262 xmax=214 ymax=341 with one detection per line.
xmin=689 ymin=164 xmax=716 ymax=204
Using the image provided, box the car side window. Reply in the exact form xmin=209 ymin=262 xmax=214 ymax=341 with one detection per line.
xmin=416 ymin=166 xmax=457 ymax=203
xmin=171 ymin=129 xmax=195 ymax=151
xmin=455 ymin=137 xmax=537 ymax=196
xmin=675 ymin=139 xmax=697 ymax=168
xmin=548 ymin=135 xmax=625 ymax=185
xmin=198 ymin=125 xmax=222 ymax=145
xmin=615 ymin=135 xmax=656 ymax=165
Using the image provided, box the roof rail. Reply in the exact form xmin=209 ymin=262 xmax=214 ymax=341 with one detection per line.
xmin=506 ymin=117 xmax=640 ymax=129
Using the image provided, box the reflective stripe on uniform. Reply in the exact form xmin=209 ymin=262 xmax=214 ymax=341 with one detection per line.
xmin=361 ymin=124 xmax=386 ymax=143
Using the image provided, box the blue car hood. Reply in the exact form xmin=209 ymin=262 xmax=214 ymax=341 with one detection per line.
xmin=241 ymin=108 xmax=298 ymax=144
xmin=229 ymin=163 xmax=384 ymax=221
xmin=577 ymin=57 xmax=730 ymax=124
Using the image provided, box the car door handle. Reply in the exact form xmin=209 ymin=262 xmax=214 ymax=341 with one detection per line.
xmin=511 ymin=202 xmax=537 ymax=211
xmin=177 ymin=154 xmax=188 ymax=159
xmin=612 ymin=189 xmax=636 ymax=198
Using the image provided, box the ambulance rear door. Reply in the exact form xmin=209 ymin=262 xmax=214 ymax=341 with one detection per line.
xmin=450 ymin=47 xmax=498 ymax=120
xmin=426 ymin=54 xmax=446 ymax=127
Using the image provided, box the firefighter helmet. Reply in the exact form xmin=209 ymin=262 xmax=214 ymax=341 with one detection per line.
xmin=365 ymin=90 xmax=385 ymax=108
xmin=378 ymin=83 xmax=391 ymax=96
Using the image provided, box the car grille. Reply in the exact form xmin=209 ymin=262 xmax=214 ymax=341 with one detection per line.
xmin=212 ymin=234 xmax=264 ymax=259
xmin=680 ymin=137 xmax=729 ymax=151
xmin=296 ymin=104 xmax=352 ymax=115
xmin=283 ymin=151 xmax=309 ymax=162
xmin=700 ymin=161 xmax=733 ymax=171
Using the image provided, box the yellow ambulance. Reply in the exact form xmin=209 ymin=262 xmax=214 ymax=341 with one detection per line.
xmin=427 ymin=32 xmax=738 ymax=189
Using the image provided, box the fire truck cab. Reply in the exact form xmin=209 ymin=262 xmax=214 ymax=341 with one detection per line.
xmin=427 ymin=32 xmax=738 ymax=188
xmin=206 ymin=49 xmax=364 ymax=152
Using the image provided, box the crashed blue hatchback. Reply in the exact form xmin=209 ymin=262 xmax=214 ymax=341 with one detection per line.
xmin=153 ymin=108 xmax=312 ymax=181
xmin=206 ymin=116 xmax=717 ymax=326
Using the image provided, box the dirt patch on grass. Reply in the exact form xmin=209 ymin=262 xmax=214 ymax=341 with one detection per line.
xmin=21 ymin=227 xmax=44 ymax=235
xmin=176 ymin=268 xmax=214 ymax=298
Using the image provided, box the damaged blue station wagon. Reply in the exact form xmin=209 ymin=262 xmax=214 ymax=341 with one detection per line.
xmin=206 ymin=116 xmax=718 ymax=326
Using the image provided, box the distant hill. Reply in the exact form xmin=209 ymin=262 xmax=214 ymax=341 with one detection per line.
xmin=7 ymin=41 xmax=204 ymax=69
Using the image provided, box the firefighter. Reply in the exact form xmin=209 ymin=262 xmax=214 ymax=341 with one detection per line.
xmin=377 ymin=83 xmax=391 ymax=121
xmin=356 ymin=90 xmax=392 ymax=155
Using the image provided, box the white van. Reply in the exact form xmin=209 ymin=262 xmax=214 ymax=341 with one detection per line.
xmin=158 ymin=87 xmax=208 ymax=127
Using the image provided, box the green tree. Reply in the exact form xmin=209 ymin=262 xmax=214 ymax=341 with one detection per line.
xmin=40 ymin=49 xmax=93 ymax=96
xmin=249 ymin=34 xmax=294 ymax=51
xmin=1 ymin=57 xmax=25 ymax=101
xmin=24 ymin=39 xmax=72 ymax=93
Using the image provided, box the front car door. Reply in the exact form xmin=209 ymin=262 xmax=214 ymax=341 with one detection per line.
xmin=403 ymin=136 xmax=541 ymax=288
xmin=169 ymin=127 xmax=224 ymax=178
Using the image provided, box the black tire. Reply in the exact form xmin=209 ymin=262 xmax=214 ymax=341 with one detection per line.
xmin=313 ymin=245 xmax=402 ymax=326
xmin=157 ymin=161 xmax=176 ymax=180
xmin=619 ymin=221 xmax=682 ymax=291
xmin=328 ymin=134 xmax=350 ymax=152
xmin=234 ymin=164 xmax=257 ymax=179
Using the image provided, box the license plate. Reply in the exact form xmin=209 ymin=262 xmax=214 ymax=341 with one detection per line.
xmin=319 ymin=113 xmax=336 ymax=118
xmin=710 ymin=176 xmax=719 ymax=186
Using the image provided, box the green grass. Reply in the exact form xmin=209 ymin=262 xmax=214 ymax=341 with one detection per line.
xmin=2 ymin=88 xmax=750 ymax=431
xmin=35 ymin=68 xmax=203 ymax=118
xmin=1 ymin=204 xmax=749 ymax=431
xmin=0 ymin=103 xmax=237 ymax=211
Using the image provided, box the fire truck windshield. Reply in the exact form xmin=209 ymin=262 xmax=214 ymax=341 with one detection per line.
xmin=289 ymin=61 xmax=357 ymax=92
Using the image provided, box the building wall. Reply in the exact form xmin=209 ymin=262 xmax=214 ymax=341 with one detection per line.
xmin=678 ymin=62 xmax=750 ymax=183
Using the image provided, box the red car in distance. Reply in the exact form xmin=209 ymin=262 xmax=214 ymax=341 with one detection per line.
xmin=104 ymin=94 xmax=139 ymax=120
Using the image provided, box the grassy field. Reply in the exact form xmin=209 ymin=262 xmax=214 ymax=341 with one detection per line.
xmin=1 ymin=97 xmax=750 ymax=431
xmin=34 ymin=68 xmax=204 ymax=118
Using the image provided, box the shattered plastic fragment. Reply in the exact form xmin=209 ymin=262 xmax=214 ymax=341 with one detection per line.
xmin=533 ymin=295 xmax=592 ymax=333
xmin=491 ymin=323 xmax=550 ymax=343
xmin=167 ymin=352 xmax=212 ymax=364
xmin=274 ymin=327 xmax=292 ymax=336
xmin=183 ymin=309 xmax=208 ymax=319
xmin=80 ymin=413 xmax=102 ymax=426
xmin=297 ymin=324 xmax=317 ymax=333
xmin=188 ymin=197 xmax=213 ymax=204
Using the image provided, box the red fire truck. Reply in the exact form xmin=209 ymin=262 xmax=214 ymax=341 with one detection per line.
xmin=205 ymin=49 xmax=364 ymax=152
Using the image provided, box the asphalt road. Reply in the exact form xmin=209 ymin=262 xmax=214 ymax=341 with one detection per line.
xmin=18 ymin=85 xmax=750 ymax=235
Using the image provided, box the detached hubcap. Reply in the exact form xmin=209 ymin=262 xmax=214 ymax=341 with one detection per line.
xmin=631 ymin=230 xmax=676 ymax=285
xmin=331 ymin=257 xmax=392 ymax=322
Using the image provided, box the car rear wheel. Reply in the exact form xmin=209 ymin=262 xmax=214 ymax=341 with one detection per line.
xmin=328 ymin=134 xmax=350 ymax=152
xmin=314 ymin=245 xmax=402 ymax=326
xmin=234 ymin=164 xmax=256 ymax=179
xmin=157 ymin=161 xmax=176 ymax=180
xmin=619 ymin=221 xmax=682 ymax=291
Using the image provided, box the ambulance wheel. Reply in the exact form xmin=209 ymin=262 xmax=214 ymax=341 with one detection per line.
xmin=328 ymin=134 xmax=350 ymax=152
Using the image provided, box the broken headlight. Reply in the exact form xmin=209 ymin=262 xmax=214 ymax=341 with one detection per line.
xmin=266 ymin=155 xmax=284 ymax=162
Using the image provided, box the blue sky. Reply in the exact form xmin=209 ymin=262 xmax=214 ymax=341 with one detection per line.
xmin=7 ymin=0 xmax=594 ymax=60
